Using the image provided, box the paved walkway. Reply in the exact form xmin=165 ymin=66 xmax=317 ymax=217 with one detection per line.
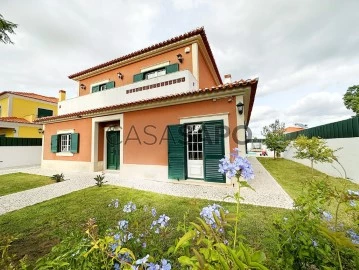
xmin=0 ymin=158 xmax=293 ymax=215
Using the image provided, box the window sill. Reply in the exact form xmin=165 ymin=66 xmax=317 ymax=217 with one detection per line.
xmin=56 ymin=152 xmax=74 ymax=157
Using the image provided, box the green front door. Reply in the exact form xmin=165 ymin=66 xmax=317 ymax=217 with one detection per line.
xmin=107 ymin=131 xmax=120 ymax=170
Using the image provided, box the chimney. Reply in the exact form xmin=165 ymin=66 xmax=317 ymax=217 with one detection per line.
xmin=224 ymin=74 xmax=232 ymax=84
xmin=59 ymin=90 xmax=66 ymax=102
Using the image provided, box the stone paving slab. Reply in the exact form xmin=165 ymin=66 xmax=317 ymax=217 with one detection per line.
xmin=0 ymin=158 xmax=293 ymax=215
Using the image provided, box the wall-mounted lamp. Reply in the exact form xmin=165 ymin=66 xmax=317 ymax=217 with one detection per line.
xmin=38 ymin=128 xmax=44 ymax=134
xmin=236 ymin=102 xmax=244 ymax=115
xmin=80 ymin=84 xmax=86 ymax=90
xmin=117 ymin=72 xmax=123 ymax=80
xmin=13 ymin=129 xmax=16 ymax=133
xmin=177 ymin=53 xmax=183 ymax=63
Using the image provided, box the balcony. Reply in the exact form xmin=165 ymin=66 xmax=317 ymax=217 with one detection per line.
xmin=58 ymin=70 xmax=199 ymax=115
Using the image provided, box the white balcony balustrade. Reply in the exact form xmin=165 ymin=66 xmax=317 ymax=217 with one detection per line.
xmin=58 ymin=70 xmax=199 ymax=115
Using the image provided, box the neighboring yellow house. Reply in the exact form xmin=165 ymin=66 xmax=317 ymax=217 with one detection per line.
xmin=0 ymin=91 xmax=60 ymax=138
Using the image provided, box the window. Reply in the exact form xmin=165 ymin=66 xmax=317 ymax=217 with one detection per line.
xmin=37 ymin=108 xmax=53 ymax=118
xmin=187 ymin=124 xmax=203 ymax=160
xmin=60 ymin=134 xmax=71 ymax=152
xmin=51 ymin=133 xmax=79 ymax=154
xmin=145 ymin=68 xmax=166 ymax=79
xmin=99 ymin=83 xmax=107 ymax=91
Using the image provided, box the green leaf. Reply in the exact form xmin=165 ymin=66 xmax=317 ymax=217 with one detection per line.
xmin=239 ymin=243 xmax=251 ymax=264
xmin=192 ymin=248 xmax=205 ymax=268
xmin=175 ymin=230 xmax=196 ymax=253
xmin=178 ymin=256 xmax=194 ymax=266
xmin=218 ymin=253 xmax=231 ymax=270
xmin=196 ymin=217 xmax=212 ymax=235
xmin=229 ymin=248 xmax=246 ymax=270
xmin=251 ymin=251 xmax=266 ymax=263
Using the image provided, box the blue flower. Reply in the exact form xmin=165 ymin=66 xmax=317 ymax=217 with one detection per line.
xmin=135 ymin=254 xmax=149 ymax=265
xmin=123 ymin=201 xmax=136 ymax=213
xmin=200 ymin=204 xmax=224 ymax=228
xmin=322 ymin=211 xmax=332 ymax=221
xmin=218 ymin=149 xmax=254 ymax=180
xmin=347 ymin=229 xmax=359 ymax=245
xmin=148 ymin=263 xmax=160 ymax=270
xmin=142 ymin=242 xmax=147 ymax=248
xmin=109 ymin=199 xmax=120 ymax=208
xmin=312 ymin=240 xmax=318 ymax=247
xmin=151 ymin=207 xmax=157 ymax=217
xmin=118 ymin=220 xmax=129 ymax=231
xmin=349 ymin=200 xmax=357 ymax=207
xmin=157 ymin=214 xmax=170 ymax=227
xmin=348 ymin=190 xmax=359 ymax=196
xmin=161 ymin=259 xmax=171 ymax=270
xmin=114 ymin=262 xmax=120 ymax=270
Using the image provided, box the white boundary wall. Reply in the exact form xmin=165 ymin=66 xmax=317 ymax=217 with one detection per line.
xmin=0 ymin=146 xmax=42 ymax=169
xmin=283 ymin=138 xmax=359 ymax=183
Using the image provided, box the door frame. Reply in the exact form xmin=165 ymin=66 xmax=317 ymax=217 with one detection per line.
xmin=104 ymin=125 xmax=121 ymax=170
xmin=185 ymin=122 xmax=204 ymax=180
xmin=179 ymin=113 xmax=231 ymax=183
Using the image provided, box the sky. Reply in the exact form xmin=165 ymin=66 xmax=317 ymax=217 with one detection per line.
xmin=1 ymin=0 xmax=358 ymax=137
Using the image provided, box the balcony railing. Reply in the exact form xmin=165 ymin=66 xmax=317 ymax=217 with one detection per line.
xmin=58 ymin=70 xmax=199 ymax=115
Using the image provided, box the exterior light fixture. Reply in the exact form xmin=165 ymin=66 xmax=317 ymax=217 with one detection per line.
xmin=236 ymin=102 xmax=244 ymax=115
xmin=38 ymin=128 xmax=44 ymax=134
xmin=13 ymin=129 xmax=16 ymax=133
xmin=177 ymin=53 xmax=183 ymax=63
xmin=80 ymin=84 xmax=86 ymax=90
xmin=117 ymin=72 xmax=123 ymax=80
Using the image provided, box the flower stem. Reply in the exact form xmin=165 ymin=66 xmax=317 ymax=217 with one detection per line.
xmin=233 ymin=175 xmax=240 ymax=249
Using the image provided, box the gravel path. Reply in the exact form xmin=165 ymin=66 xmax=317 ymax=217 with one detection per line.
xmin=0 ymin=158 xmax=293 ymax=215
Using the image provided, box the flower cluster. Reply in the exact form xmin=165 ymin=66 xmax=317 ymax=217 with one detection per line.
xmin=108 ymin=199 xmax=120 ymax=208
xmin=322 ymin=211 xmax=332 ymax=221
xmin=123 ymin=201 xmax=137 ymax=213
xmin=218 ymin=148 xmax=254 ymax=180
xmin=200 ymin=204 xmax=224 ymax=228
xmin=151 ymin=214 xmax=170 ymax=234
xmin=347 ymin=229 xmax=359 ymax=245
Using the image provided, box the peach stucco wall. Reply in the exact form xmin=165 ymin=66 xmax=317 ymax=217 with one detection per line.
xmin=123 ymin=98 xmax=237 ymax=165
xmin=43 ymin=118 xmax=92 ymax=161
xmin=78 ymin=45 xmax=193 ymax=96
xmin=198 ymin=49 xmax=217 ymax=89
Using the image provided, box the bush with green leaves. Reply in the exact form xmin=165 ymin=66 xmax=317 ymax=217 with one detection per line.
xmin=273 ymin=179 xmax=359 ymax=269
xmin=293 ymin=135 xmax=336 ymax=175
xmin=94 ymin=173 xmax=107 ymax=187
xmin=262 ymin=119 xmax=289 ymax=159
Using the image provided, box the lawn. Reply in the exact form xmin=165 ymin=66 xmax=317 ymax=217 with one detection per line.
xmin=257 ymin=157 xmax=359 ymax=200
xmin=0 ymin=185 xmax=290 ymax=268
xmin=0 ymin=173 xmax=54 ymax=196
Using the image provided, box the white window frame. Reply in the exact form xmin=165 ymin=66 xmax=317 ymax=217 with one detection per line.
xmin=145 ymin=68 xmax=166 ymax=79
xmin=60 ymin=134 xmax=71 ymax=152
xmin=56 ymin=129 xmax=75 ymax=156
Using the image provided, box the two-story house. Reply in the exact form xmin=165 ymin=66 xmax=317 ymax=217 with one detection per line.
xmin=0 ymin=91 xmax=59 ymax=138
xmin=36 ymin=27 xmax=258 ymax=183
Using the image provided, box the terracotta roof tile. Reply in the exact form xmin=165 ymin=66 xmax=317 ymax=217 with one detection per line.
xmin=0 ymin=117 xmax=35 ymax=124
xmin=68 ymin=27 xmax=222 ymax=83
xmin=284 ymin=127 xmax=305 ymax=133
xmin=0 ymin=91 xmax=58 ymax=103
xmin=34 ymin=78 xmax=258 ymax=124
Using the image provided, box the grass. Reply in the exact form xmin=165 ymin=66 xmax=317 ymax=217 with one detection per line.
xmin=257 ymin=158 xmax=359 ymax=200
xmin=0 ymin=173 xmax=54 ymax=196
xmin=257 ymin=157 xmax=359 ymax=226
xmin=0 ymin=185 xmax=289 ymax=267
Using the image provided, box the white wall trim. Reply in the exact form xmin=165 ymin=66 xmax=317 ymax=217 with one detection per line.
xmin=57 ymin=129 xmax=75 ymax=134
xmin=41 ymin=160 xmax=93 ymax=172
xmin=90 ymin=79 xmax=110 ymax=90
xmin=141 ymin=61 xmax=170 ymax=73
xmin=192 ymin=43 xmax=199 ymax=81
xmin=56 ymin=152 xmax=74 ymax=157
xmin=91 ymin=114 xmax=124 ymax=172
xmin=235 ymin=95 xmax=245 ymax=155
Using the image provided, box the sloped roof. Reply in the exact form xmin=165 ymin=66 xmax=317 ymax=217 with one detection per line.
xmin=35 ymin=78 xmax=258 ymax=124
xmin=68 ymin=27 xmax=222 ymax=83
xmin=0 ymin=91 xmax=58 ymax=103
xmin=284 ymin=127 xmax=305 ymax=133
xmin=0 ymin=117 xmax=38 ymax=124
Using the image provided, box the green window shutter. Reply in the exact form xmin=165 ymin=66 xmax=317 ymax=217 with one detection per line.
xmin=168 ymin=124 xmax=186 ymax=180
xmin=70 ymin=133 xmax=79 ymax=153
xmin=92 ymin=85 xmax=100 ymax=93
xmin=38 ymin=108 xmax=53 ymax=118
xmin=203 ymin=120 xmax=225 ymax=183
xmin=133 ymin=73 xmax=144 ymax=82
xmin=106 ymin=81 xmax=115 ymax=89
xmin=51 ymin=135 xmax=58 ymax=153
xmin=165 ymin=63 xmax=179 ymax=74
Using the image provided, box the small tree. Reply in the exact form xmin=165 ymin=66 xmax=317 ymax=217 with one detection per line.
xmin=0 ymin=14 xmax=17 ymax=44
xmin=262 ymin=119 xmax=289 ymax=159
xmin=293 ymin=135 xmax=336 ymax=175
xmin=343 ymin=85 xmax=359 ymax=116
